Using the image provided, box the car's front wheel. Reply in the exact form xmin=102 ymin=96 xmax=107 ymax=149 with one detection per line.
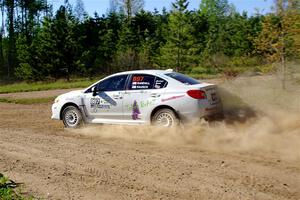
xmin=152 ymin=108 xmax=179 ymax=127
xmin=62 ymin=106 xmax=82 ymax=128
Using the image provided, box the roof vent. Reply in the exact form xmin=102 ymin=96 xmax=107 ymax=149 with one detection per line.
xmin=165 ymin=69 xmax=173 ymax=72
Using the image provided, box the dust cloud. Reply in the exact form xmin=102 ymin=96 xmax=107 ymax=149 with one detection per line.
xmin=70 ymin=74 xmax=300 ymax=161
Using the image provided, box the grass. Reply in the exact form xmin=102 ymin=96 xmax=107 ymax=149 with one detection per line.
xmin=0 ymin=97 xmax=55 ymax=104
xmin=0 ymin=79 xmax=98 ymax=94
xmin=0 ymin=173 xmax=33 ymax=200
xmin=187 ymin=73 xmax=221 ymax=80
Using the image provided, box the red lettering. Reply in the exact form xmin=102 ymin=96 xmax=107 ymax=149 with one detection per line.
xmin=133 ymin=76 xmax=144 ymax=82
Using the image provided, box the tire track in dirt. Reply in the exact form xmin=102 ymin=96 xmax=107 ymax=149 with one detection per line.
xmin=1 ymin=75 xmax=300 ymax=199
xmin=0 ymin=102 xmax=300 ymax=199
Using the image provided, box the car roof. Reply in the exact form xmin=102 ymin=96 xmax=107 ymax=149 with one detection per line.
xmin=113 ymin=69 xmax=173 ymax=76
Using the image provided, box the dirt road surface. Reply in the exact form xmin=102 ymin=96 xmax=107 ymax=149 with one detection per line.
xmin=0 ymin=76 xmax=300 ymax=199
xmin=0 ymin=88 xmax=80 ymax=99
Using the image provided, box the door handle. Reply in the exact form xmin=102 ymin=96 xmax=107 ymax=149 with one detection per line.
xmin=113 ymin=94 xmax=121 ymax=99
xmin=150 ymin=93 xmax=161 ymax=98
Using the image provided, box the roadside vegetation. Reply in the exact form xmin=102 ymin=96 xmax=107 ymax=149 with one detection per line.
xmin=0 ymin=173 xmax=33 ymax=200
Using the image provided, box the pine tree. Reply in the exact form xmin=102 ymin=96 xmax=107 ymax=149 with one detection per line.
xmin=74 ymin=0 xmax=86 ymax=21
xmin=28 ymin=6 xmax=79 ymax=80
xmin=118 ymin=0 xmax=144 ymax=20
xmin=6 ymin=0 xmax=16 ymax=78
xmin=0 ymin=0 xmax=4 ymax=75
xmin=199 ymin=0 xmax=232 ymax=64
xmin=157 ymin=0 xmax=195 ymax=71
xmin=15 ymin=35 xmax=33 ymax=80
xmin=109 ymin=0 xmax=119 ymax=13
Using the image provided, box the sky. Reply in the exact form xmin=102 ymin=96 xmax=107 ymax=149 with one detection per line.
xmin=50 ymin=0 xmax=273 ymax=16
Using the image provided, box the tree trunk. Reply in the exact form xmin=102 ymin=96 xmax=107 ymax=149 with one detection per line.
xmin=0 ymin=0 xmax=4 ymax=73
xmin=7 ymin=0 xmax=16 ymax=78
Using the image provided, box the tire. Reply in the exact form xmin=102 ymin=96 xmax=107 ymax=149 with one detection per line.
xmin=152 ymin=108 xmax=179 ymax=127
xmin=62 ymin=106 xmax=83 ymax=128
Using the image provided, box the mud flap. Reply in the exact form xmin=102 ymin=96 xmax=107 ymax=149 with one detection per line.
xmin=79 ymin=98 xmax=89 ymax=123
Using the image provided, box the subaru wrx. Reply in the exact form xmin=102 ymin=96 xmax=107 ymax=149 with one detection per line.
xmin=51 ymin=69 xmax=223 ymax=128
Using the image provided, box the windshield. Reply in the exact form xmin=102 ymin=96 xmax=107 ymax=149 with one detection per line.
xmin=165 ymin=72 xmax=200 ymax=85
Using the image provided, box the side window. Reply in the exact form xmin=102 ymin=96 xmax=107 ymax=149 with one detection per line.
xmin=97 ymin=75 xmax=128 ymax=91
xmin=154 ymin=77 xmax=168 ymax=89
xmin=128 ymin=74 xmax=168 ymax=90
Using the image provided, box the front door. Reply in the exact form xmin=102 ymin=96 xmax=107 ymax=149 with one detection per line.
xmin=123 ymin=74 xmax=168 ymax=122
xmin=83 ymin=74 xmax=128 ymax=120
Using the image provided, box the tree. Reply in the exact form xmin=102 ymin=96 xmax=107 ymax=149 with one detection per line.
xmin=16 ymin=0 xmax=48 ymax=42
xmin=199 ymin=0 xmax=233 ymax=63
xmin=115 ymin=24 xmax=140 ymax=70
xmin=118 ymin=0 xmax=144 ymax=20
xmin=109 ymin=0 xmax=119 ymax=13
xmin=0 ymin=0 xmax=4 ymax=74
xmin=254 ymin=0 xmax=300 ymax=89
xmin=97 ymin=12 xmax=122 ymax=73
xmin=0 ymin=0 xmax=282 ymax=81
xmin=157 ymin=0 xmax=195 ymax=71
xmin=15 ymin=35 xmax=33 ymax=80
xmin=28 ymin=6 xmax=79 ymax=80
xmin=6 ymin=0 xmax=16 ymax=78
xmin=223 ymin=12 xmax=254 ymax=57
xmin=74 ymin=0 xmax=86 ymax=21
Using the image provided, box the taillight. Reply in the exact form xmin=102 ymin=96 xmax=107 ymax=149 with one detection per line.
xmin=187 ymin=90 xmax=206 ymax=99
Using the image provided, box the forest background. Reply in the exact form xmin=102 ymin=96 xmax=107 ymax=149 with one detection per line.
xmin=0 ymin=0 xmax=299 ymax=82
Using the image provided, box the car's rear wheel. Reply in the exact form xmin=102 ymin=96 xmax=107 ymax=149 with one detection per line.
xmin=152 ymin=108 xmax=179 ymax=127
xmin=62 ymin=106 xmax=82 ymax=128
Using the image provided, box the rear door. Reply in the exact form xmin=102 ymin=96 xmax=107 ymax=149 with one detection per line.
xmin=83 ymin=74 xmax=128 ymax=120
xmin=123 ymin=74 xmax=168 ymax=122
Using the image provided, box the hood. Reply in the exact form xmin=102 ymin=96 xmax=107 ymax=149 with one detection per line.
xmin=57 ymin=90 xmax=83 ymax=100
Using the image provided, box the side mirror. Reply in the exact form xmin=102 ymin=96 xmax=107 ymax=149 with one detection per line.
xmin=91 ymin=86 xmax=97 ymax=96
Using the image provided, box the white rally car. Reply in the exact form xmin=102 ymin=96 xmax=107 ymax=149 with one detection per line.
xmin=51 ymin=69 xmax=223 ymax=128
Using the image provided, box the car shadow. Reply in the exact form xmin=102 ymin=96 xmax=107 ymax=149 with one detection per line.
xmin=218 ymin=87 xmax=257 ymax=124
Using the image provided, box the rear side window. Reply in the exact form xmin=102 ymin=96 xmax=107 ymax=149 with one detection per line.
xmin=128 ymin=74 xmax=168 ymax=90
xmin=154 ymin=77 xmax=168 ymax=89
xmin=165 ymin=72 xmax=200 ymax=85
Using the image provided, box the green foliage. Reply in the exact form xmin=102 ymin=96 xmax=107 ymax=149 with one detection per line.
xmin=227 ymin=56 xmax=260 ymax=68
xmin=189 ymin=66 xmax=219 ymax=75
xmin=0 ymin=173 xmax=32 ymax=200
xmin=0 ymin=0 xmax=297 ymax=82
xmin=156 ymin=0 xmax=196 ymax=71
xmin=199 ymin=0 xmax=232 ymax=57
xmin=254 ymin=64 xmax=275 ymax=73
xmin=15 ymin=35 xmax=32 ymax=80
xmin=118 ymin=0 xmax=145 ymax=19
xmin=15 ymin=63 xmax=34 ymax=80
xmin=254 ymin=0 xmax=300 ymax=63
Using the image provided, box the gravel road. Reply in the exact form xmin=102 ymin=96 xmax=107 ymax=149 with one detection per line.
xmin=0 ymin=75 xmax=300 ymax=199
